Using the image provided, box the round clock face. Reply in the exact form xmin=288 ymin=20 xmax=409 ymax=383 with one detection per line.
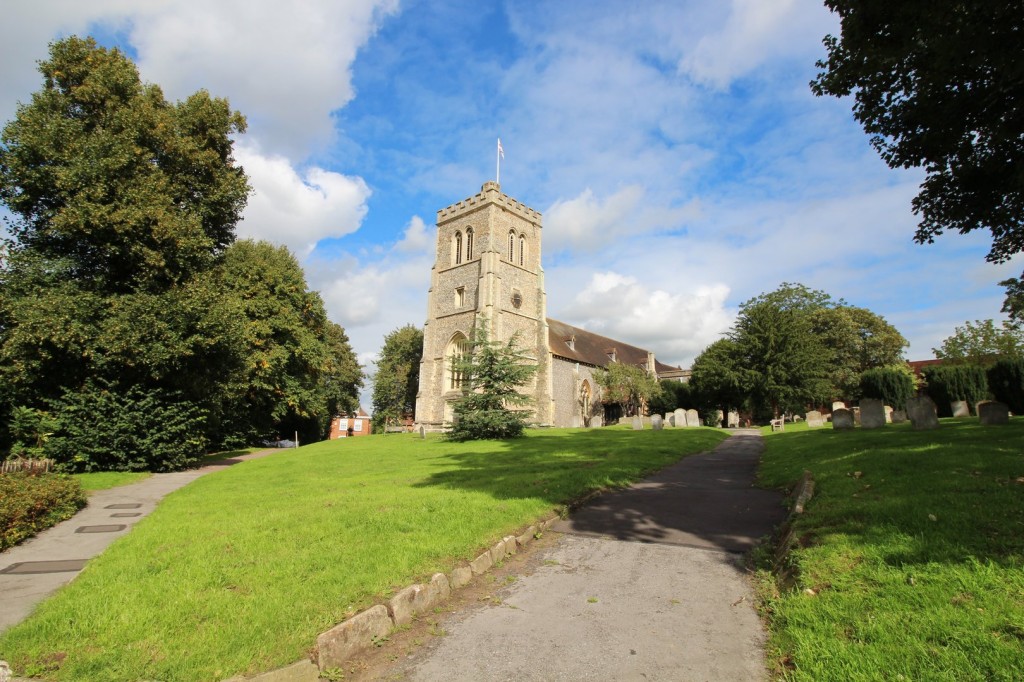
xmin=511 ymin=292 xmax=523 ymax=309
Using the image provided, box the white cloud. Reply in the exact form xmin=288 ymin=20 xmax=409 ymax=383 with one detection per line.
xmin=558 ymin=272 xmax=735 ymax=366
xmin=127 ymin=0 xmax=399 ymax=159
xmin=395 ymin=216 xmax=434 ymax=254
xmin=679 ymin=0 xmax=834 ymax=88
xmin=545 ymin=186 xmax=700 ymax=253
xmin=236 ymin=143 xmax=370 ymax=256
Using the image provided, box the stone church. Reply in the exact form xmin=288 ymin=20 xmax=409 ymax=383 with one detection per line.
xmin=414 ymin=182 xmax=682 ymax=431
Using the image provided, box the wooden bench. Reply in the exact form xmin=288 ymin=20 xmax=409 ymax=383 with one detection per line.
xmin=770 ymin=418 xmax=785 ymax=432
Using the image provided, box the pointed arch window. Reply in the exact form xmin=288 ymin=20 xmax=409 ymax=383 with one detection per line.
xmin=453 ymin=231 xmax=462 ymax=265
xmin=465 ymin=228 xmax=474 ymax=260
xmin=446 ymin=333 xmax=471 ymax=390
xmin=508 ymin=230 xmax=515 ymax=261
xmin=519 ymin=234 xmax=526 ymax=267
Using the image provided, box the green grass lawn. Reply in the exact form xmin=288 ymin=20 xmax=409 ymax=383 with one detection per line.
xmin=0 ymin=427 xmax=727 ymax=681
xmin=71 ymin=471 xmax=152 ymax=492
xmin=757 ymin=418 xmax=1024 ymax=681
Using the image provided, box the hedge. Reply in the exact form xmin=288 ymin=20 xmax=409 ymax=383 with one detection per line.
xmin=987 ymin=359 xmax=1024 ymax=414
xmin=0 ymin=471 xmax=87 ymax=550
xmin=921 ymin=364 xmax=989 ymax=416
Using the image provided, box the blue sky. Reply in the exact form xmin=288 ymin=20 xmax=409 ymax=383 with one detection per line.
xmin=3 ymin=0 xmax=1017 ymax=406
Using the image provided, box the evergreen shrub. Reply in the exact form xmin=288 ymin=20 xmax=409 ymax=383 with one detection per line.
xmin=921 ymin=365 xmax=989 ymax=416
xmin=46 ymin=383 xmax=209 ymax=472
xmin=987 ymin=359 xmax=1024 ymax=413
xmin=859 ymin=366 xmax=916 ymax=408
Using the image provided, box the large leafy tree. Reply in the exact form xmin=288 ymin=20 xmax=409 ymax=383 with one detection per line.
xmin=0 ymin=36 xmax=249 ymax=293
xmin=215 ymin=239 xmax=362 ymax=443
xmin=812 ymin=2 xmax=1024 ymax=293
xmin=730 ymin=300 xmax=831 ymax=419
xmin=689 ymin=338 xmax=746 ymax=422
xmin=933 ymin=319 xmax=1024 ymax=365
xmin=594 ymin=361 xmax=660 ymax=419
xmin=737 ymin=283 xmax=906 ymax=401
xmin=447 ymin=322 xmax=537 ymax=441
xmin=371 ymin=324 xmax=423 ymax=431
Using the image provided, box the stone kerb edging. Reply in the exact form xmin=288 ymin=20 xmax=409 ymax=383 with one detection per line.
xmin=773 ymin=470 xmax=815 ymax=591
xmin=314 ymin=516 xmax=557 ymax=673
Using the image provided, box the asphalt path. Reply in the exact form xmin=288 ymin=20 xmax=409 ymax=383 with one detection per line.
xmin=389 ymin=429 xmax=785 ymax=682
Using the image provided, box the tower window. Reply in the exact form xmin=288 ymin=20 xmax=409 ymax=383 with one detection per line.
xmin=508 ymin=230 xmax=515 ymax=261
xmin=447 ymin=335 xmax=471 ymax=390
xmin=454 ymin=231 xmax=462 ymax=265
xmin=519 ymin=235 xmax=526 ymax=267
xmin=465 ymin=228 xmax=474 ymax=260
xmin=455 ymin=287 xmax=465 ymax=307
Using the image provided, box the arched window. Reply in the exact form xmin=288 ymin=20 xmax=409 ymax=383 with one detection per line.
xmin=519 ymin=235 xmax=526 ymax=267
xmin=453 ymin=231 xmax=462 ymax=265
xmin=508 ymin=230 xmax=515 ymax=261
xmin=446 ymin=333 xmax=471 ymax=390
xmin=465 ymin=228 xmax=474 ymax=260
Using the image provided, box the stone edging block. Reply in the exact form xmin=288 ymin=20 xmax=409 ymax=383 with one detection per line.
xmin=306 ymin=514 xmax=558 ymax=677
xmin=317 ymin=604 xmax=392 ymax=670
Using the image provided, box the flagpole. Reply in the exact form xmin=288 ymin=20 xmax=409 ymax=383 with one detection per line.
xmin=496 ymin=138 xmax=501 ymax=185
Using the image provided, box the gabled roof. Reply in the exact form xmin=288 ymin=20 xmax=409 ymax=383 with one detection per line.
xmin=546 ymin=318 xmax=679 ymax=374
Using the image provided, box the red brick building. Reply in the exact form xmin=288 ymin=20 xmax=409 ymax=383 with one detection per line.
xmin=329 ymin=408 xmax=373 ymax=438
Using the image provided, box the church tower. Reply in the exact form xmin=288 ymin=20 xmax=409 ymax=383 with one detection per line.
xmin=415 ymin=182 xmax=554 ymax=430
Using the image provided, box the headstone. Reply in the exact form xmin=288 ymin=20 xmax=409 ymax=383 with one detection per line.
xmin=860 ymin=399 xmax=886 ymax=429
xmin=832 ymin=408 xmax=855 ymax=430
xmin=884 ymin=405 xmax=893 ymax=423
xmin=832 ymin=401 xmax=846 ymax=412
xmin=668 ymin=413 xmax=676 ymax=427
xmin=805 ymin=410 xmax=824 ymax=428
xmin=571 ymin=415 xmax=581 ymax=428
xmin=978 ymin=401 xmax=1010 ymax=425
xmin=891 ymin=409 xmax=907 ymax=424
xmin=713 ymin=409 xmax=724 ymax=428
xmin=852 ymin=406 xmax=862 ymax=426
xmin=632 ymin=416 xmax=643 ymax=430
xmin=685 ymin=409 xmax=700 ymax=427
xmin=651 ymin=414 xmax=664 ymax=430
xmin=674 ymin=408 xmax=686 ymax=428
xmin=907 ymin=395 xmax=940 ymax=430
xmin=727 ymin=410 xmax=740 ymax=428
xmin=418 ymin=425 xmax=426 ymax=439
xmin=950 ymin=400 xmax=970 ymax=418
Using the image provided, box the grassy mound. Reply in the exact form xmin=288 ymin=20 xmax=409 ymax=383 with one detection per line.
xmin=0 ymin=427 xmax=727 ymax=681
xmin=757 ymin=418 xmax=1024 ymax=681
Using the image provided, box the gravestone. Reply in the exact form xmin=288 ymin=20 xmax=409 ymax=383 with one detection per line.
xmin=674 ymin=408 xmax=686 ymax=429
xmin=852 ymin=406 xmax=862 ymax=426
xmin=978 ymin=401 xmax=1009 ymax=425
xmin=884 ymin=405 xmax=893 ymax=423
xmin=571 ymin=415 xmax=581 ymax=428
xmin=950 ymin=400 xmax=970 ymax=418
xmin=832 ymin=408 xmax=855 ymax=430
xmin=714 ymin=409 xmax=724 ymax=428
xmin=632 ymin=416 xmax=643 ymax=430
xmin=907 ymin=396 xmax=940 ymax=430
xmin=418 ymin=425 xmax=426 ymax=439
xmin=651 ymin=414 xmax=664 ymax=431
xmin=727 ymin=410 xmax=740 ymax=428
xmin=891 ymin=409 xmax=907 ymax=424
xmin=805 ymin=410 xmax=824 ymax=428
xmin=860 ymin=399 xmax=886 ymax=429
xmin=685 ymin=409 xmax=700 ymax=427
xmin=832 ymin=401 xmax=846 ymax=412
xmin=667 ymin=413 xmax=675 ymax=427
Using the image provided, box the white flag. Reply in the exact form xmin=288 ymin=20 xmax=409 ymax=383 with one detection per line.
xmin=497 ymin=138 xmax=504 ymax=159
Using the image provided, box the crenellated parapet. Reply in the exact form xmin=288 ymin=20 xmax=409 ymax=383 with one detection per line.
xmin=437 ymin=181 xmax=542 ymax=226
